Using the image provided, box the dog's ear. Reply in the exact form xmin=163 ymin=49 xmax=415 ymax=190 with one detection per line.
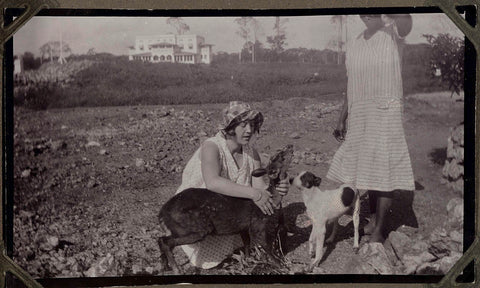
xmin=300 ymin=172 xmax=317 ymax=188
xmin=313 ymin=176 xmax=322 ymax=187
xmin=251 ymin=168 xmax=267 ymax=178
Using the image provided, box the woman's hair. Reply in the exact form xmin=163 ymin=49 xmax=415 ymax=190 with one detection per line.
xmin=223 ymin=113 xmax=263 ymax=136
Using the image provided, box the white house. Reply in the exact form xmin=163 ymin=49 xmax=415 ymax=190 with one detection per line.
xmin=128 ymin=34 xmax=213 ymax=64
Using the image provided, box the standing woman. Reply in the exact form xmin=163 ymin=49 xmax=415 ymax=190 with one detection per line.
xmin=175 ymin=101 xmax=289 ymax=269
xmin=327 ymin=14 xmax=414 ymax=243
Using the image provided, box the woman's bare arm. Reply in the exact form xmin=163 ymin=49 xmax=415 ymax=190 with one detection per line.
xmin=201 ymin=140 xmax=259 ymax=199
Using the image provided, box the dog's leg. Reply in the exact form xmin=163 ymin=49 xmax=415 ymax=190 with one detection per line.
xmin=325 ymin=217 xmax=339 ymax=244
xmin=353 ymin=195 xmax=360 ymax=251
xmin=309 ymin=222 xmax=326 ymax=270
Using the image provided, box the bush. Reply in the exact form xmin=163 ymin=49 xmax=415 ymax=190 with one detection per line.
xmin=13 ymin=54 xmax=440 ymax=109
xmin=15 ymin=83 xmax=63 ymax=110
xmin=423 ymin=33 xmax=464 ymax=96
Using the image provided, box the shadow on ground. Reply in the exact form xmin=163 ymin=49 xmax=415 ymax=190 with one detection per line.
xmin=281 ymin=187 xmax=420 ymax=252
xmin=429 ymin=147 xmax=447 ymax=166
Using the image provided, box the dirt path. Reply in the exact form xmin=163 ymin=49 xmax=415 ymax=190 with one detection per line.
xmin=13 ymin=92 xmax=463 ymax=277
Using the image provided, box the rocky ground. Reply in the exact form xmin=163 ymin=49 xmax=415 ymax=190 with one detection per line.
xmin=13 ymin=92 xmax=464 ymax=277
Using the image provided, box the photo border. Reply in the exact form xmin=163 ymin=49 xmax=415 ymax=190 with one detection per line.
xmin=1 ymin=1 xmax=478 ymax=287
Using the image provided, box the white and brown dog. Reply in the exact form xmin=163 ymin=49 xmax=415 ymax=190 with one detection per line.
xmin=290 ymin=171 xmax=360 ymax=270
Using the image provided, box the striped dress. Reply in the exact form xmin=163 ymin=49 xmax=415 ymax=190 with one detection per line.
xmin=175 ymin=132 xmax=256 ymax=269
xmin=326 ymin=25 xmax=415 ymax=192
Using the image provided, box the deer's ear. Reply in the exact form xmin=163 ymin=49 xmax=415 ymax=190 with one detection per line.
xmin=313 ymin=176 xmax=322 ymax=187
xmin=252 ymin=168 xmax=267 ymax=178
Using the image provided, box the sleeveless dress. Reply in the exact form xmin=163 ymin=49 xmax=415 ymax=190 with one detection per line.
xmin=326 ymin=26 xmax=415 ymax=192
xmin=175 ymin=131 xmax=257 ymax=269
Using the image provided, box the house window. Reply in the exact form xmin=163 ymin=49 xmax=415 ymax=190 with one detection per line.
xmin=188 ymin=44 xmax=193 ymax=49
xmin=154 ymin=55 xmax=158 ymax=61
xmin=167 ymin=55 xmax=172 ymax=61
xmin=160 ymin=55 xmax=165 ymax=61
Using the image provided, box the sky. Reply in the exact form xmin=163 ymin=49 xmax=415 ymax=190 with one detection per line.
xmin=13 ymin=13 xmax=463 ymax=57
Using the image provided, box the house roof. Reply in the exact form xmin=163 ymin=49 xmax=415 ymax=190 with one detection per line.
xmin=149 ymin=42 xmax=177 ymax=48
xmin=131 ymin=52 xmax=152 ymax=57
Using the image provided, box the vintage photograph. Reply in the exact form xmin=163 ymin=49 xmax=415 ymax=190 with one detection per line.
xmin=12 ymin=12 xmax=465 ymax=278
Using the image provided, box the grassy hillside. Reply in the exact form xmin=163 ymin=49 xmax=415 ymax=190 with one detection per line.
xmin=15 ymin=55 xmax=444 ymax=109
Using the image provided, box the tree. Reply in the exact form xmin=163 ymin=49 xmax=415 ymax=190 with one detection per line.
xmin=266 ymin=17 xmax=288 ymax=53
xmin=39 ymin=41 xmax=72 ymax=63
xmin=166 ymin=17 xmax=190 ymax=35
xmin=22 ymin=51 xmax=42 ymax=70
xmin=423 ymin=33 xmax=464 ymax=96
xmin=330 ymin=15 xmax=348 ymax=65
xmin=234 ymin=17 xmax=262 ymax=63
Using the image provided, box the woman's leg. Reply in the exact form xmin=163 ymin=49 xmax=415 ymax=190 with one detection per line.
xmin=363 ymin=190 xmax=378 ymax=234
xmin=369 ymin=191 xmax=393 ymax=243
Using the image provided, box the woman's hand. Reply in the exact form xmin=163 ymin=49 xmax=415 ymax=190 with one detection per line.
xmin=276 ymin=178 xmax=290 ymax=196
xmin=252 ymin=188 xmax=274 ymax=215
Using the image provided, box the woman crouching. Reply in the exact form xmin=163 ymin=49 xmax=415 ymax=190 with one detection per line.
xmin=175 ymin=101 xmax=289 ymax=269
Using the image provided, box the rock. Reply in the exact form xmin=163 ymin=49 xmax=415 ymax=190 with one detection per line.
xmin=47 ymin=236 xmax=59 ymax=247
xmin=448 ymin=200 xmax=463 ymax=223
xmin=135 ymin=158 xmax=145 ymax=167
xmin=344 ymin=254 xmax=377 ymax=274
xmin=99 ymin=149 xmax=107 ymax=155
xmin=86 ymin=179 xmax=97 ymax=189
xmin=416 ymin=262 xmax=442 ymax=275
xmin=449 ymin=230 xmax=463 ymax=244
xmin=450 ymin=124 xmax=464 ymax=146
xmin=84 ymin=253 xmax=115 ymax=277
xmin=290 ymin=132 xmax=301 ymax=139
xmin=21 ymin=169 xmax=31 ymax=178
xmin=153 ymin=262 xmax=165 ymax=273
xmin=145 ymin=266 xmax=154 ymax=274
xmin=18 ymin=210 xmax=34 ymax=220
xmin=84 ymin=267 xmax=97 ymax=277
xmin=357 ymin=243 xmax=394 ymax=274
xmin=49 ymin=140 xmax=67 ymax=151
xmin=383 ymin=239 xmax=400 ymax=265
xmin=388 ymin=231 xmax=413 ymax=260
xmin=86 ymin=141 xmax=101 ymax=147
xmin=396 ymin=225 xmax=419 ymax=237
xmin=411 ymin=240 xmax=429 ymax=253
xmin=402 ymin=251 xmax=437 ymax=274
xmin=449 ymin=178 xmax=464 ymax=196
xmin=132 ymin=264 xmax=142 ymax=274
xmin=438 ymin=252 xmax=462 ymax=274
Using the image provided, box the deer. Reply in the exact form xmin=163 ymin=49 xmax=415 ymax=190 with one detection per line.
xmin=157 ymin=144 xmax=293 ymax=274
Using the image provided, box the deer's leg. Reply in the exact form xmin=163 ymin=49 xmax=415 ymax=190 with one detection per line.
xmin=240 ymin=229 xmax=251 ymax=258
xmin=158 ymin=236 xmax=180 ymax=274
xmin=159 ymin=232 xmax=209 ymax=274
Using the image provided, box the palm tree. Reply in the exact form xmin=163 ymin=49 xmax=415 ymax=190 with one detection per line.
xmin=166 ymin=17 xmax=190 ymax=35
